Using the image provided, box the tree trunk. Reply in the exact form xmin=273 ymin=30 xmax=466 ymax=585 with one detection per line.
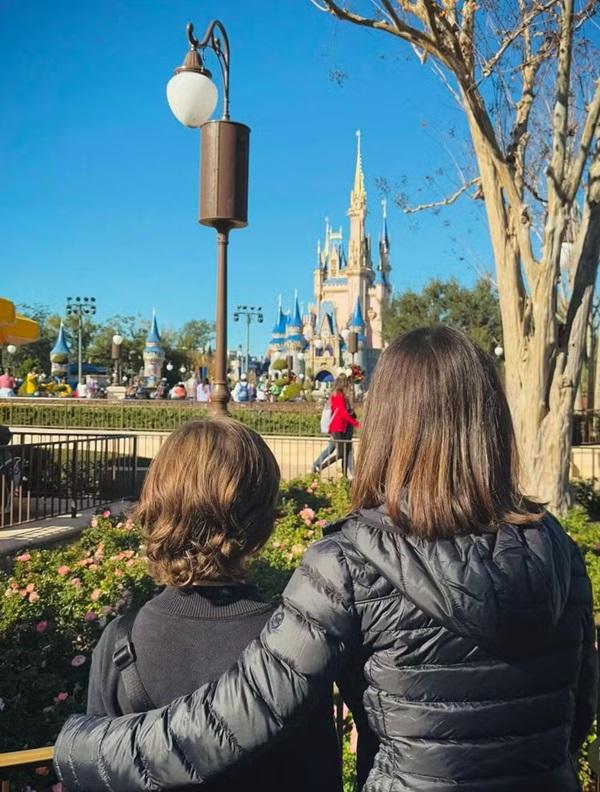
xmin=465 ymin=112 xmax=594 ymax=513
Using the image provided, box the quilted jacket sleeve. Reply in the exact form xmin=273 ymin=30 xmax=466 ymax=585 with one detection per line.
xmin=569 ymin=545 xmax=598 ymax=754
xmin=54 ymin=536 xmax=357 ymax=791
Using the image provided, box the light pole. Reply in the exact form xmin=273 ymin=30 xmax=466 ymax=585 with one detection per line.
xmin=167 ymin=20 xmax=249 ymax=416
xmin=2 ymin=344 xmax=16 ymax=371
xmin=112 ymin=334 xmax=123 ymax=385
xmin=233 ymin=305 xmax=263 ymax=375
xmin=66 ymin=297 xmax=96 ymax=388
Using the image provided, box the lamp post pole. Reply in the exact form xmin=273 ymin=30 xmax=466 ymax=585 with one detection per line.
xmin=233 ymin=305 xmax=263 ymax=375
xmin=166 ymin=20 xmax=249 ymax=416
xmin=66 ymin=297 xmax=96 ymax=388
xmin=112 ymin=334 xmax=123 ymax=385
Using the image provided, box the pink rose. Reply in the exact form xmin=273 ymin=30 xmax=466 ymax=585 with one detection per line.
xmin=54 ymin=691 xmax=69 ymax=704
xmin=71 ymin=655 xmax=86 ymax=667
xmin=316 ymin=519 xmax=327 ymax=528
xmin=90 ymin=589 xmax=102 ymax=601
xmin=57 ymin=565 xmax=70 ymax=576
xmin=114 ymin=568 xmax=123 ymax=577
xmin=90 ymin=518 xmax=98 ymax=528
xmin=36 ymin=620 xmax=48 ymax=633
xmin=126 ymin=558 xmax=136 ymax=567
xmin=69 ymin=577 xmax=81 ymax=588
xmin=25 ymin=582 xmax=35 ymax=593
xmin=18 ymin=589 xmax=28 ymax=598
xmin=83 ymin=611 xmax=97 ymax=622
xmin=16 ymin=552 xmax=31 ymax=562
xmin=102 ymin=510 xmax=111 ymax=518
xmin=88 ymin=563 xmax=98 ymax=571
xmin=28 ymin=591 xmax=40 ymax=603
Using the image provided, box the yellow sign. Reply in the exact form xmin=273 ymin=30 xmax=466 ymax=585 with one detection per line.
xmin=0 ymin=297 xmax=40 ymax=346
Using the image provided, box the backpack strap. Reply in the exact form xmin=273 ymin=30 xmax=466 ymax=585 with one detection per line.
xmin=111 ymin=609 xmax=156 ymax=713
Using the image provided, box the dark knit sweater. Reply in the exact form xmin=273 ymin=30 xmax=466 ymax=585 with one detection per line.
xmin=87 ymin=584 xmax=342 ymax=791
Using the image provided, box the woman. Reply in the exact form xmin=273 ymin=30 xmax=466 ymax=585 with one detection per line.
xmin=196 ymin=376 xmax=211 ymax=403
xmin=313 ymin=374 xmax=359 ymax=476
xmin=0 ymin=369 xmax=16 ymax=398
xmin=55 ymin=327 xmax=597 ymax=792
xmin=86 ymin=418 xmax=340 ymax=791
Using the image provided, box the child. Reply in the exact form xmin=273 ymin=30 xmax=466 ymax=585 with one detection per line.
xmin=86 ymin=418 xmax=341 ymax=791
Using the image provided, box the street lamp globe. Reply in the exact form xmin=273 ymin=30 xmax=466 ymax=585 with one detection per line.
xmin=166 ymin=71 xmax=218 ymax=128
xmin=494 ymin=345 xmax=504 ymax=358
xmin=179 ymin=365 xmax=187 ymax=375
xmin=166 ymin=362 xmax=174 ymax=372
xmin=112 ymin=334 xmax=123 ymax=346
xmin=6 ymin=345 xmax=17 ymax=355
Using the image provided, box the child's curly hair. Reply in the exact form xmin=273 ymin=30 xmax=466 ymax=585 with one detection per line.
xmin=133 ymin=418 xmax=280 ymax=586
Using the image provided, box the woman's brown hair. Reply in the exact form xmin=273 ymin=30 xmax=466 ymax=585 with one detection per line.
xmin=352 ymin=326 xmax=543 ymax=538
xmin=133 ymin=418 xmax=280 ymax=585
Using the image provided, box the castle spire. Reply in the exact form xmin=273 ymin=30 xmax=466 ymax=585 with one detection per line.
xmin=350 ymin=296 xmax=365 ymax=330
xmin=351 ymin=129 xmax=366 ymax=204
xmin=146 ymin=310 xmax=161 ymax=345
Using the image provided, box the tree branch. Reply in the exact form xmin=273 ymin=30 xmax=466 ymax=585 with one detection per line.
xmin=314 ymin=0 xmax=451 ymax=66
xmin=566 ymin=78 xmax=600 ymax=202
xmin=565 ymin=140 xmax=600 ymax=342
xmin=481 ymin=0 xmax=560 ymax=78
xmin=400 ymin=177 xmax=481 ymax=213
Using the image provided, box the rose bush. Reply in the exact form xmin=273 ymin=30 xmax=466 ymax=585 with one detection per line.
xmin=0 ymin=477 xmax=351 ymax=790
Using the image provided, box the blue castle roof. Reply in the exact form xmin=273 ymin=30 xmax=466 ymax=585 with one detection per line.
xmin=51 ymin=322 xmax=70 ymax=357
xmin=287 ymin=295 xmax=303 ymax=333
xmin=146 ymin=312 xmax=161 ymax=345
xmin=350 ymin=297 xmax=365 ymax=329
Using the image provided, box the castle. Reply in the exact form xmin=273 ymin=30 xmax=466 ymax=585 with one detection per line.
xmin=268 ymin=131 xmax=391 ymax=383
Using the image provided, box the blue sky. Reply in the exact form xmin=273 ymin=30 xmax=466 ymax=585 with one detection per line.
xmin=0 ymin=0 xmax=490 ymax=353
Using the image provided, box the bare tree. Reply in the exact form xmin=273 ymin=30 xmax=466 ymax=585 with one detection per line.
xmin=312 ymin=0 xmax=600 ymax=512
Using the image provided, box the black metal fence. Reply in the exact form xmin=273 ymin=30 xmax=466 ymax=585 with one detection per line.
xmin=0 ymin=433 xmax=138 ymax=529
xmin=574 ymin=411 xmax=600 ymax=445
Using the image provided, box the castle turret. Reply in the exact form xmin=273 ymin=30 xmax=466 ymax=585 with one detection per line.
xmin=143 ymin=310 xmax=165 ymax=388
xmin=285 ymin=293 xmax=308 ymax=373
xmin=50 ymin=321 xmax=70 ymax=378
xmin=268 ymin=299 xmax=287 ymax=359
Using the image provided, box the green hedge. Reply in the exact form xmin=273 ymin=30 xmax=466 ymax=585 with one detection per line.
xmin=0 ymin=401 xmax=324 ymax=436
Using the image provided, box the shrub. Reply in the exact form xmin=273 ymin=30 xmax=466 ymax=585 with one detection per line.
xmin=0 ymin=401 xmax=326 ymax=436
xmin=0 ymin=478 xmax=351 ymax=790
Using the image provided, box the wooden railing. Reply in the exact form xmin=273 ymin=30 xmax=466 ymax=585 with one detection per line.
xmin=0 ymin=746 xmax=54 ymax=791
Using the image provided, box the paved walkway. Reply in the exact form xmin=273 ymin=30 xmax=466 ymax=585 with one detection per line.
xmin=0 ymin=500 xmax=132 ymax=557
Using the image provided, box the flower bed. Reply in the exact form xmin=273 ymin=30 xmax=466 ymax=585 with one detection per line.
xmin=0 ymin=477 xmax=351 ymax=790
xmin=1 ymin=487 xmax=598 ymax=791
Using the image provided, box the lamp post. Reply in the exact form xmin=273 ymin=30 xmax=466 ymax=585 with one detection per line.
xmin=111 ymin=334 xmax=123 ymax=385
xmin=233 ymin=305 xmax=263 ymax=375
xmin=66 ymin=297 xmax=96 ymax=388
xmin=167 ymin=20 xmax=249 ymax=416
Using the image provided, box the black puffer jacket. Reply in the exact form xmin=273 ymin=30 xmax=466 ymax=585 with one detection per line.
xmin=55 ymin=510 xmax=597 ymax=792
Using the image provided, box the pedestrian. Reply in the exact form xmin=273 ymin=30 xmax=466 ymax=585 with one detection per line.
xmin=84 ymin=419 xmax=341 ymax=792
xmin=55 ymin=326 xmax=598 ymax=792
xmin=313 ymin=374 xmax=359 ymax=476
xmin=232 ymin=374 xmax=250 ymax=403
xmin=0 ymin=369 xmax=16 ymax=398
xmin=169 ymin=382 xmax=186 ymax=400
xmin=196 ymin=377 xmax=211 ymax=403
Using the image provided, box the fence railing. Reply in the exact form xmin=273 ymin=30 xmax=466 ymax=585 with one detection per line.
xmin=0 ymin=398 xmax=330 ymax=436
xmin=574 ymin=411 xmax=600 ymax=446
xmin=0 ymin=433 xmax=138 ymax=529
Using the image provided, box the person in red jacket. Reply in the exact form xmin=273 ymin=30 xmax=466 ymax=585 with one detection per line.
xmin=313 ymin=374 xmax=359 ymax=476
